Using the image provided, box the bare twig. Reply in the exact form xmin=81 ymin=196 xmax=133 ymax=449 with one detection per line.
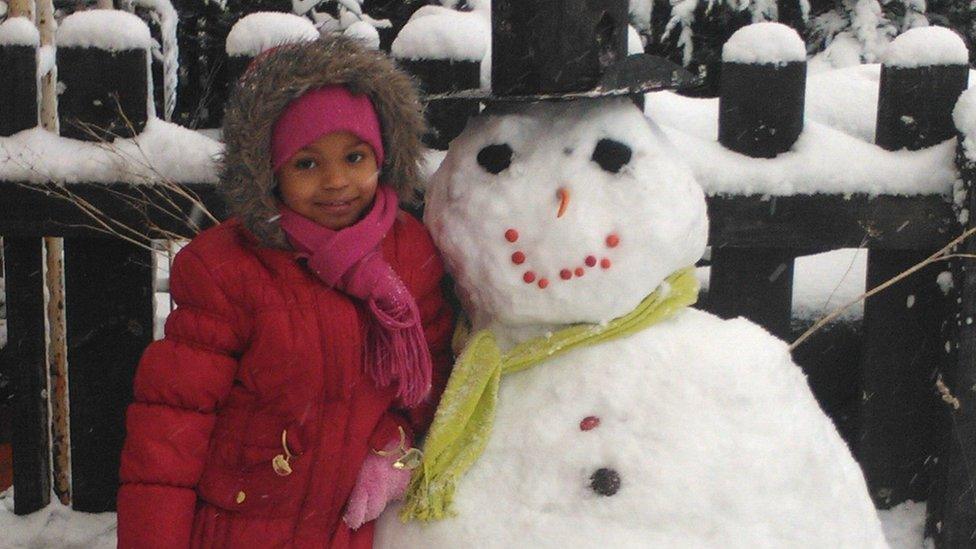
xmin=790 ymin=226 xmax=976 ymax=351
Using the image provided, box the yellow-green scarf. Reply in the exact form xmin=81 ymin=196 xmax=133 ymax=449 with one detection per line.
xmin=400 ymin=267 xmax=699 ymax=522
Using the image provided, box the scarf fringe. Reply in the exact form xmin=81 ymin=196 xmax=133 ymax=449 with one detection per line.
xmin=366 ymin=297 xmax=433 ymax=407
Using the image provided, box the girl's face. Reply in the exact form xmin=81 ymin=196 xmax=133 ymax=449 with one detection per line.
xmin=276 ymin=131 xmax=380 ymax=230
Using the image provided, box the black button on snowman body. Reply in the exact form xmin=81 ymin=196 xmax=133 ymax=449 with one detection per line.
xmin=579 ymin=415 xmax=622 ymax=497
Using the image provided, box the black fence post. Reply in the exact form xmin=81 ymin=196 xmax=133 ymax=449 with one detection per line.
xmin=53 ymin=9 xmax=160 ymax=512
xmin=63 ymin=238 xmax=154 ymax=512
xmin=2 ymin=238 xmax=50 ymax=515
xmin=56 ymin=10 xmax=151 ymax=141
xmin=0 ymin=17 xmax=39 ymax=136
xmin=935 ymin=86 xmax=976 ymax=546
xmin=861 ymin=27 xmax=968 ymax=511
xmin=222 ymin=12 xmax=321 ymax=126
xmin=392 ymin=8 xmax=484 ymax=150
xmin=708 ymin=23 xmax=807 ymax=341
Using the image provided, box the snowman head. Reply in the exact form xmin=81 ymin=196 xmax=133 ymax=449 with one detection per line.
xmin=424 ymin=97 xmax=708 ymax=327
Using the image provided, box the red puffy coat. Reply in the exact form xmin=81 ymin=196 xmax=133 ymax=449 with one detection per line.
xmin=117 ymin=215 xmax=454 ymax=548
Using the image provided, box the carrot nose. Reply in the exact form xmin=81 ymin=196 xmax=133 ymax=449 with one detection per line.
xmin=556 ymin=187 xmax=570 ymax=218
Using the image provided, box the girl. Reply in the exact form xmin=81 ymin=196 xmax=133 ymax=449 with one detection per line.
xmin=117 ymin=36 xmax=454 ymax=548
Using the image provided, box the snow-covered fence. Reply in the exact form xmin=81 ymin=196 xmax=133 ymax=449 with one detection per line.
xmin=699 ymin=23 xmax=973 ymax=544
xmin=55 ymin=10 xmax=152 ymax=140
xmin=941 ymin=86 xmax=976 ymax=547
xmin=0 ymin=17 xmax=38 ymax=136
xmin=0 ymin=8 xmax=224 ymax=515
xmin=391 ymin=6 xmax=485 ymax=149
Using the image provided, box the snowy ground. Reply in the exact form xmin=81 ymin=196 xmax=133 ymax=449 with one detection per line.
xmin=0 ymin=485 xmax=930 ymax=548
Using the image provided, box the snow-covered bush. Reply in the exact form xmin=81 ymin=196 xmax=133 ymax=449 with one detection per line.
xmin=807 ymin=0 xmax=927 ymax=67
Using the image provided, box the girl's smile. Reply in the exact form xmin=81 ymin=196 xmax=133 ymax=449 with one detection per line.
xmin=276 ymin=130 xmax=380 ymax=230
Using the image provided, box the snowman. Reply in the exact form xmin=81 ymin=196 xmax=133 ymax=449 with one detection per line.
xmin=376 ymin=3 xmax=888 ymax=548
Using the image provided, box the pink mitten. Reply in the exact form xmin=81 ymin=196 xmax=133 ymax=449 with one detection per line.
xmin=342 ymin=440 xmax=413 ymax=530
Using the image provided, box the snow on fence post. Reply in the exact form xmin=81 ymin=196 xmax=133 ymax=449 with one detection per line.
xmin=223 ymin=12 xmax=319 ymax=115
xmin=391 ymin=6 xmax=485 ymax=150
xmin=860 ymin=26 xmax=969 ymax=513
xmin=708 ymin=22 xmax=806 ymax=341
xmin=0 ymin=17 xmax=39 ymax=136
xmin=934 ymin=88 xmax=976 ymax=546
xmin=55 ymin=10 xmax=152 ymax=141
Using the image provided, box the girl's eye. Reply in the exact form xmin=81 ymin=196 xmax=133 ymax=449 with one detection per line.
xmin=295 ymin=158 xmax=316 ymax=170
xmin=346 ymin=151 xmax=365 ymax=163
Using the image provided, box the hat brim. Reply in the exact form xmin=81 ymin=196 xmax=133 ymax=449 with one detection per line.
xmin=424 ymin=54 xmax=697 ymax=103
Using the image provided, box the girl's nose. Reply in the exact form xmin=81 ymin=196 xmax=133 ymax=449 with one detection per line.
xmin=320 ymin=166 xmax=349 ymax=189
xmin=556 ymin=187 xmax=570 ymax=218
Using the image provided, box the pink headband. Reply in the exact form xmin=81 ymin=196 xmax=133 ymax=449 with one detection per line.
xmin=271 ymin=85 xmax=384 ymax=172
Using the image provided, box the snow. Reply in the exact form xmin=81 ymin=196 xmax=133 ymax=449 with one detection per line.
xmin=627 ymin=25 xmax=643 ymax=55
xmin=879 ymin=500 xmax=930 ymax=549
xmin=343 ymin=20 xmax=380 ymax=50
xmin=378 ymin=310 xmax=887 ymax=547
xmin=37 ymin=45 xmax=55 ymax=79
xmin=881 ymin=26 xmax=969 ymax=69
xmin=936 ymin=270 xmax=954 ymax=295
xmin=644 ymin=67 xmax=961 ymax=196
xmin=629 ymin=0 xmax=653 ymax=33
xmin=0 ymin=488 xmax=926 ymax=548
xmin=953 ymin=87 xmax=976 ymax=162
xmin=792 ymin=248 xmax=867 ymax=320
xmin=224 ymin=12 xmax=319 ymax=57
xmin=0 ymin=16 xmax=39 ymax=47
xmin=805 ymin=63 xmax=882 ymax=142
xmin=131 ymin=0 xmax=181 ymax=121
xmin=56 ymin=10 xmax=152 ymax=51
xmin=0 ymin=490 xmax=116 ymax=549
xmin=0 ymin=118 xmax=221 ymax=184
xmin=390 ymin=6 xmax=487 ymax=62
xmin=722 ymin=22 xmax=806 ymax=65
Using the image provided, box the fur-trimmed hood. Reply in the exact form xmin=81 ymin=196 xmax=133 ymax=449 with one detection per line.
xmin=220 ymin=36 xmax=427 ymax=248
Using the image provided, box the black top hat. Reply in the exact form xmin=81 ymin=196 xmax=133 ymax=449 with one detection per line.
xmin=425 ymin=0 xmax=695 ymax=102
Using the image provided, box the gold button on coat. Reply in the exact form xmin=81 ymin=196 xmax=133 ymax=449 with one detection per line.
xmin=235 ymin=491 xmax=246 ymax=504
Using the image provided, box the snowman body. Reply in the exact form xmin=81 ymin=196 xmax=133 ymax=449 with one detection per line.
xmin=375 ymin=99 xmax=887 ymax=548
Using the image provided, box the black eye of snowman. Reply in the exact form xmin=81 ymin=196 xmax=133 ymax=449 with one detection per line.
xmin=591 ymin=138 xmax=632 ymax=173
xmin=477 ymin=143 xmax=513 ymax=174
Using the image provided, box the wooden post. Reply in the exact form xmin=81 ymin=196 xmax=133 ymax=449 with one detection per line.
xmin=395 ymin=57 xmax=481 ymax=150
xmin=2 ymin=238 xmax=50 ymax=515
xmin=391 ymin=6 xmax=485 ymax=150
xmin=64 ymin=238 xmax=154 ymax=512
xmin=718 ymin=24 xmax=806 ymax=158
xmin=56 ymin=10 xmax=151 ymax=141
xmin=934 ymin=87 xmax=976 ymax=545
xmin=7 ymin=0 xmax=34 ymax=20
xmin=0 ymin=17 xmax=39 ymax=136
xmin=708 ymin=247 xmax=796 ymax=341
xmin=708 ymin=24 xmax=807 ymax=340
xmin=30 ymin=0 xmax=71 ymax=507
xmin=861 ymin=31 xmax=968 ymax=511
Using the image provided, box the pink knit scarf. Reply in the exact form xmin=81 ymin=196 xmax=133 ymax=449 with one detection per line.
xmin=278 ymin=185 xmax=432 ymax=407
